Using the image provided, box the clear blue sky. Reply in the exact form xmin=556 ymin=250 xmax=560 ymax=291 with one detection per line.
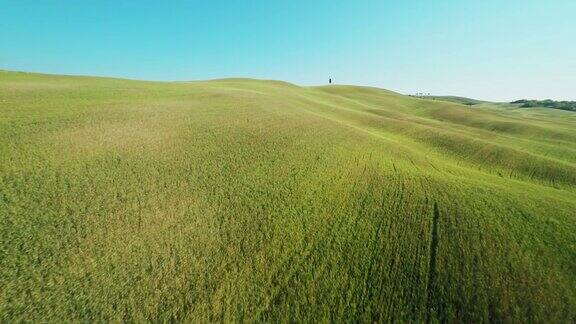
xmin=1 ymin=0 xmax=575 ymax=101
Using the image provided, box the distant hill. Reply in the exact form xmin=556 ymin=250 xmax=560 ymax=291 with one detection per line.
xmin=426 ymin=96 xmax=485 ymax=106
xmin=511 ymin=99 xmax=576 ymax=112
xmin=409 ymin=95 xmax=485 ymax=106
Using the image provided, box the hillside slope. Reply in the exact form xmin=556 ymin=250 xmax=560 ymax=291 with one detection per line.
xmin=424 ymin=95 xmax=485 ymax=106
xmin=1 ymin=71 xmax=575 ymax=322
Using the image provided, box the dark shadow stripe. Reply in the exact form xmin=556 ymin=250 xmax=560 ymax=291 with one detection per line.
xmin=426 ymin=202 xmax=441 ymax=323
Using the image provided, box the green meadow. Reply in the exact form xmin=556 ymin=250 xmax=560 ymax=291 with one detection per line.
xmin=1 ymin=71 xmax=575 ymax=322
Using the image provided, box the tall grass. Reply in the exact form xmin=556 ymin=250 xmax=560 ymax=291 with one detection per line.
xmin=1 ymin=71 xmax=575 ymax=322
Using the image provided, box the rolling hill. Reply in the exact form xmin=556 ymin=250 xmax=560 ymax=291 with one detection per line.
xmin=511 ymin=99 xmax=576 ymax=112
xmin=1 ymin=71 xmax=575 ymax=322
xmin=421 ymin=96 xmax=485 ymax=106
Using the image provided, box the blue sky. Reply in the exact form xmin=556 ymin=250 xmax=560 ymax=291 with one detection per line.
xmin=1 ymin=0 xmax=575 ymax=101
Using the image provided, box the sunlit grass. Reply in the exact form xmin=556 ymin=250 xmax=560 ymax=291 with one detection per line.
xmin=1 ymin=71 xmax=575 ymax=322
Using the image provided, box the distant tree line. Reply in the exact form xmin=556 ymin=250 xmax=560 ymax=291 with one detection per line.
xmin=512 ymin=99 xmax=576 ymax=112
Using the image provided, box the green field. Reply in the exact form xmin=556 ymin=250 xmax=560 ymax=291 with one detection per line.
xmin=1 ymin=71 xmax=575 ymax=322
xmin=420 ymin=96 xmax=485 ymax=106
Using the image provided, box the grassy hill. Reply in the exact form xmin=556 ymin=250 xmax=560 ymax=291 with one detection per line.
xmin=511 ymin=99 xmax=576 ymax=112
xmin=1 ymin=71 xmax=575 ymax=322
xmin=421 ymin=96 xmax=485 ymax=106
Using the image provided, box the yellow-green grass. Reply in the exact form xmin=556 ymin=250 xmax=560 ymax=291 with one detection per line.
xmin=1 ymin=71 xmax=575 ymax=322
